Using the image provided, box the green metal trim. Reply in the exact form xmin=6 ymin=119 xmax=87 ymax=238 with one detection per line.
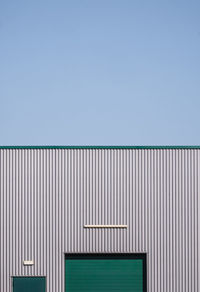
xmin=0 ymin=145 xmax=200 ymax=149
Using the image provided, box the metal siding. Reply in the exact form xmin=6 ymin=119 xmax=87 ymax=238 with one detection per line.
xmin=0 ymin=149 xmax=199 ymax=292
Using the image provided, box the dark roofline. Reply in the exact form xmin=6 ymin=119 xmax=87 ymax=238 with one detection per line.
xmin=0 ymin=146 xmax=200 ymax=149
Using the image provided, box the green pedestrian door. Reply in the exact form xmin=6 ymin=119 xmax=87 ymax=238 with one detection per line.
xmin=65 ymin=255 xmax=146 ymax=292
xmin=13 ymin=277 xmax=46 ymax=292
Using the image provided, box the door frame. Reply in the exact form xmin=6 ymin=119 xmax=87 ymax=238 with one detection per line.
xmin=65 ymin=253 xmax=147 ymax=292
xmin=11 ymin=276 xmax=46 ymax=292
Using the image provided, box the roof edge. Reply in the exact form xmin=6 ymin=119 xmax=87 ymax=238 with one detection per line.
xmin=0 ymin=146 xmax=200 ymax=149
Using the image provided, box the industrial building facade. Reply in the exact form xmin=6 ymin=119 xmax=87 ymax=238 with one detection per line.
xmin=0 ymin=146 xmax=199 ymax=292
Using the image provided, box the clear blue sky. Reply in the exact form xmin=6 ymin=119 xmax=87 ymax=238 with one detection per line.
xmin=1 ymin=0 xmax=200 ymax=146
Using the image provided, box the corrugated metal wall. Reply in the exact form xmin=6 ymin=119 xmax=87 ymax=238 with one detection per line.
xmin=0 ymin=148 xmax=200 ymax=292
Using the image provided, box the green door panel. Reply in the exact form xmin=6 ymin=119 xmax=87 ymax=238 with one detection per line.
xmin=65 ymin=258 xmax=144 ymax=292
xmin=13 ymin=277 xmax=45 ymax=292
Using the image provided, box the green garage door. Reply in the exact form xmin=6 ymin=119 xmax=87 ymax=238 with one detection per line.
xmin=13 ymin=277 xmax=45 ymax=292
xmin=65 ymin=255 xmax=145 ymax=292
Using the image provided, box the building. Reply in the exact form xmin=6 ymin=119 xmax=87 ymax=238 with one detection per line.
xmin=0 ymin=146 xmax=199 ymax=292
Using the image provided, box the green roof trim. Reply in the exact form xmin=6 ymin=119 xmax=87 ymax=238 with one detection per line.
xmin=0 ymin=146 xmax=200 ymax=149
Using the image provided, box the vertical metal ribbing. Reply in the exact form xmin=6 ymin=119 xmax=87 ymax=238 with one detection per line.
xmin=198 ymin=150 xmax=200 ymax=292
xmin=0 ymin=148 xmax=199 ymax=292
xmin=0 ymin=151 xmax=3 ymax=291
